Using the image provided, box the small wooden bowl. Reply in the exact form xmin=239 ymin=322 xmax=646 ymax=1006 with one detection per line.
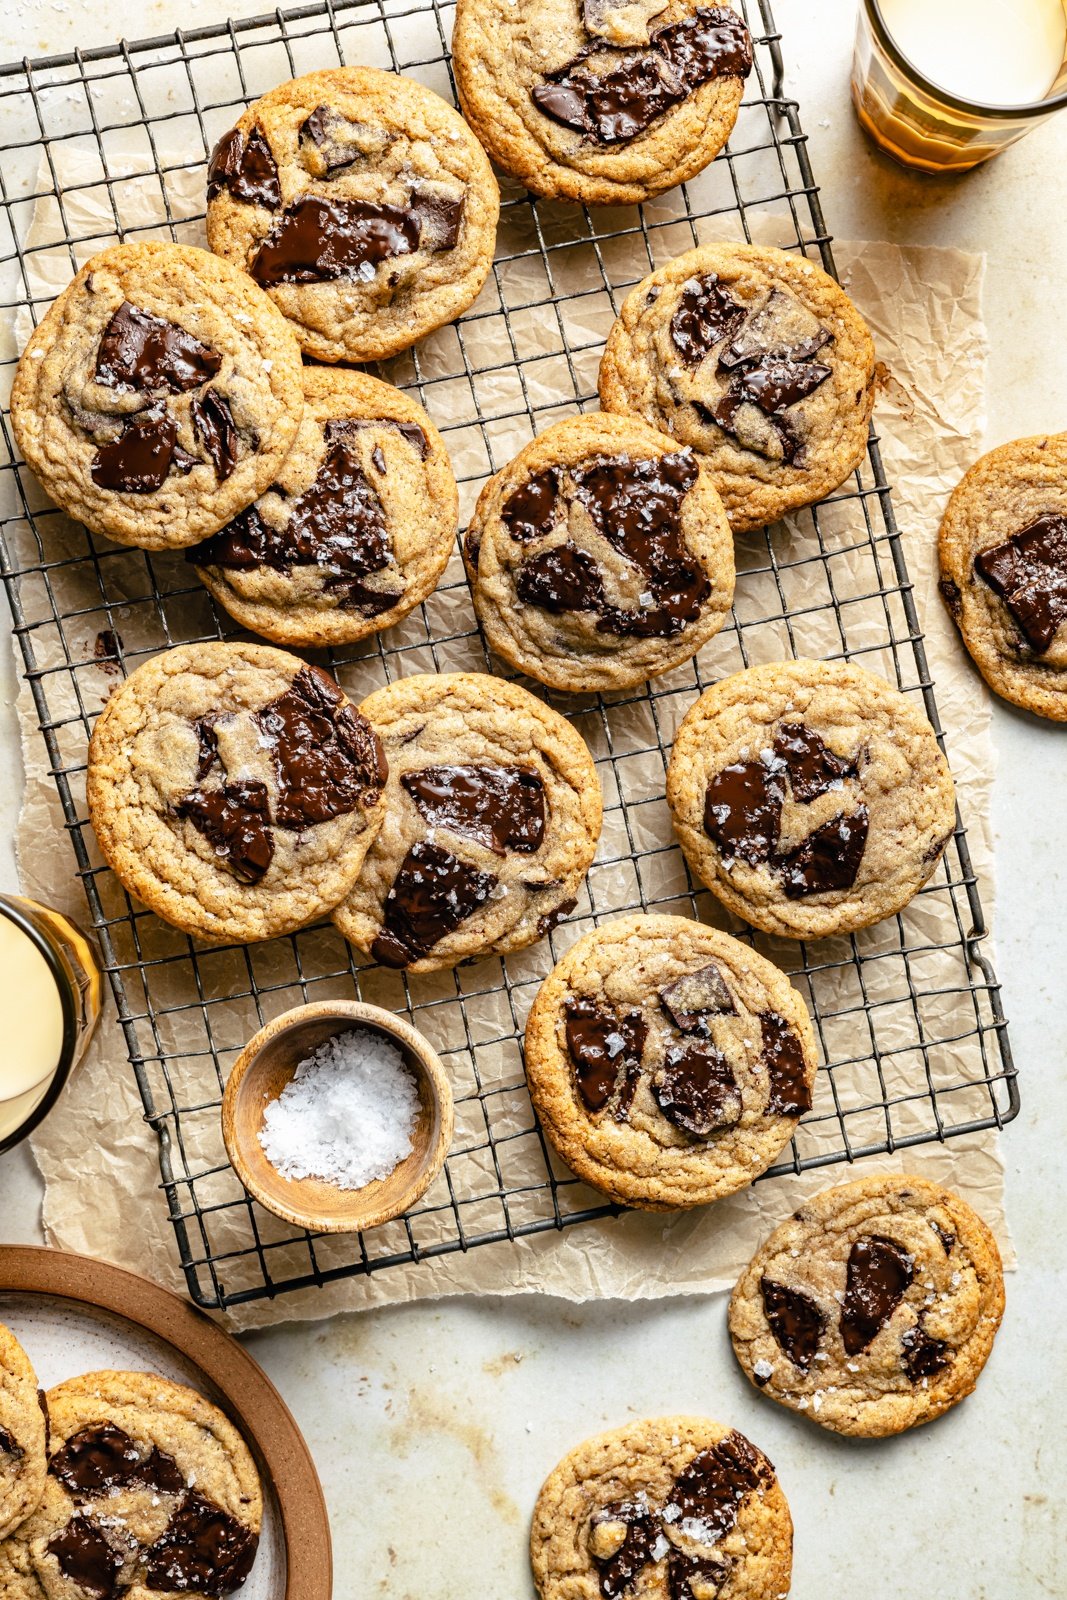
xmin=221 ymin=1001 xmax=453 ymax=1235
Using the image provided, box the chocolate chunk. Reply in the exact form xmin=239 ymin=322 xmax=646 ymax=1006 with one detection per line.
xmin=670 ymin=273 xmax=747 ymax=367
xmin=516 ymin=541 xmax=608 ymax=613
xmin=565 ymin=995 xmax=647 ymax=1114
xmin=901 ymin=1322 xmax=950 ymax=1383
xmin=207 ymin=126 xmax=281 ymax=209
xmin=250 ymin=195 xmax=421 ymax=287
xmin=143 ymin=1490 xmax=258 ymax=1596
xmin=190 ymin=390 xmax=239 ymax=482
xmin=777 ymin=805 xmax=869 ymax=898
xmin=91 ymin=404 xmax=178 ymax=493
xmin=659 ymin=961 xmax=735 ymax=1032
xmin=667 ymin=1550 xmax=729 ymax=1600
xmin=718 ymin=289 xmax=833 ymax=372
xmin=254 ymin=665 xmax=387 ymax=830
xmin=773 ymin=723 xmax=857 ymax=804
xmin=652 ymin=1040 xmax=741 ymax=1137
xmin=938 ymin=576 xmax=962 ymax=620
xmin=95 ymin=302 xmax=222 ymax=393
xmin=664 ymin=1432 xmax=771 ymax=1546
xmin=974 ymin=513 xmax=1067 ymax=653
xmin=402 ymin=764 xmax=546 ymax=855
xmin=760 ymin=1011 xmax=811 ymax=1117
xmin=370 ymin=841 xmax=496 ymax=968
xmin=930 ymin=1219 xmax=955 ymax=1254
xmin=174 ymin=779 xmax=275 ymax=884
xmin=407 ymin=188 xmax=466 ymax=251
xmin=0 ymin=1425 xmax=23 ymax=1460
xmin=47 ymin=1518 xmax=123 ymax=1599
xmin=340 ymin=417 xmax=429 ymax=460
xmin=532 ymin=6 xmax=752 ymax=146
xmin=50 ymin=1423 xmax=185 ymax=1498
xmin=190 ymin=505 xmax=273 ymax=571
xmin=759 ymin=1277 xmax=826 ymax=1370
xmin=588 ymin=1499 xmax=661 ymax=1600
xmin=297 ymin=105 xmax=395 ymax=175
xmin=729 ymin=358 xmax=833 ymax=416
xmin=841 ymin=1236 xmax=914 ymax=1355
xmin=502 ymin=467 xmax=562 ymax=543
xmin=703 ymin=758 xmax=784 ymax=867
xmin=537 ymin=896 xmax=578 ymax=939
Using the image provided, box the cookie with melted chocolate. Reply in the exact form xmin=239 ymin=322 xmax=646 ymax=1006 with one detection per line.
xmin=0 ymin=1371 xmax=261 ymax=1597
xmin=599 ymin=241 xmax=877 ymax=532
xmin=454 ymin=0 xmax=753 ymax=206
xmin=667 ymin=658 xmax=956 ymax=940
xmin=938 ymin=432 xmax=1067 ymax=720
xmin=205 ymin=66 xmax=499 ymax=363
xmin=189 ymin=367 xmax=458 ymax=648
xmin=0 ymin=1324 xmax=47 ymax=1542
xmin=10 ymin=241 xmax=303 ymax=551
xmin=331 ymin=672 xmax=602 ymax=971
xmin=87 ymin=642 xmax=386 ymax=945
xmin=530 ymin=1416 xmax=792 ymax=1600
xmin=729 ymin=1175 xmax=1005 ymax=1437
xmin=463 ymin=412 xmax=735 ymax=692
xmin=524 ymin=912 xmax=818 ymax=1210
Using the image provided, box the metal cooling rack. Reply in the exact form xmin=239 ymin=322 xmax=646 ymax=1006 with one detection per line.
xmin=0 ymin=0 xmax=1017 ymax=1310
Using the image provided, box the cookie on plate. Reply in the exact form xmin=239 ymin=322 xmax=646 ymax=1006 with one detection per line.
xmin=599 ymin=242 xmax=877 ymax=532
xmin=729 ymin=1175 xmax=1005 ymax=1438
xmin=667 ymin=659 xmax=956 ymax=940
xmin=87 ymin=642 xmax=387 ymax=945
xmin=0 ymin=1326 xmax=47 ymax=1542
xmin=523 ymin=913 xmax=817 ymax=1210
xmin=331 ymin=672 xmax=602 ymax=971
xmin=938 ymin=432 xmax=1067 ymax=721
xmin=463 ymin=413 xmax=735 ymax=693
xmin=11 ymin=242 xmax=303 ymax=551
xmin=530 ymin=1416 xmax=792 ymax=1600
xmin=453 ymin=0 xmax=753 ymax=207
xmin=188 ymin=367 xmax=459 ymax=648
xmin=205 ymin=66 xmax=500 ymax=363
xmin=0 ymin=1370 xmax=261 ymax=1598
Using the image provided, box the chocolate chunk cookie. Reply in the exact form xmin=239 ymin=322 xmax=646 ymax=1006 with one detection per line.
xmin=599 ymin=243 xmax=877 ymax=532
xmin=11 ymin=242 xmax=303 ymax=551
xmin=205 ymin=66 xmax=500 ymax=363
xmin=0 ymin=1370 xmax=261 ymax=1598
xmin=666 ymin=659 xmax=956 ymax=940
xmin=523 ymin=913 xmax=817 ymax=1210
xmin=188 ymin=368 xmax=458 ymax=648
xmin=87 ymin=642 xmax=387 ymax=945
xmin=938 ymin=432 xmax=1067 ymax=721
xmin=530 ymin=1416 xmax=792 ymax=1600
xmin=454 ymin=0 xmax=753 ymax=206
xmin=729 ymin=1175 xmax=1005 ymax=1438
xmin=331 ymin=672 xmax=602 ymax=971
xmin=463 ymin=413 xmax=734 ymax=692
xmin=0 ymin=1326 xmax=47 ymax=1542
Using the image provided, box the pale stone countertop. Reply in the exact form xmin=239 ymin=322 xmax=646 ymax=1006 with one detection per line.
xmin=1 ymin=1 xmax=1065 ymax=1595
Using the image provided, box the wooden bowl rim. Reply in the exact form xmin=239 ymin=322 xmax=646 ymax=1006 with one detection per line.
xmin=221 ymin=1001 xmax=455 ymax=1235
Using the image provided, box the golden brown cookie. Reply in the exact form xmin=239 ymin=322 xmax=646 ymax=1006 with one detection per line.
xmin=453 ymin=0 xmax=753 ymax=206
xmin=0 ymin=1370 xmax=261 ymax=1599
xmin=666 ymin=659 xmax=956 ymax=940
xmin=87 ymin=642 xmax=387 ymax=945
xmin=10 ymin=242 xmax=303 ymax=551
xmin=729 ymin=1175 xmax=1005 ymax=1438
xmin=332 ymin=672 xmax=602 ymax=971
xmin=530 ymin=1416 xmax=792 ymax=1600
xmin=188 ymin=367 xmax=458 ymax=648
xmin=462 ymin=413 xmax=735 ymax=692
xmin=938 ymin=432 xmax=1067 ymax=721
xmin=0 ymin=1325 xmax=47 ymax=1542
xmin=205 ymin=66 xmax=500 ymax=363
xmin=599 ymin=242 xmax=877 ymax=532
xmin=523 ymin=913 xmax=818 ymax=1210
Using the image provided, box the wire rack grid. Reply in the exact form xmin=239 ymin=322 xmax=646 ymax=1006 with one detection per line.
xmin=0 ymin=0 xmax=1017 ymax=1311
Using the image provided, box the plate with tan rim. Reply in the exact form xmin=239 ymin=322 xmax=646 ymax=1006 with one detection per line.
xmin=0 ymin=1245 xmax=331 ymax=1600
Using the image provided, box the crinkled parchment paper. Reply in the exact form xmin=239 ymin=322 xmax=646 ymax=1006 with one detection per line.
xmin=12 ymin=152 xmax=1011 ymax=1330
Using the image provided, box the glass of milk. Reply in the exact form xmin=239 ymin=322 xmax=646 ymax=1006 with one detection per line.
xmin=0 ymin=894 xmax=102 ymax=1154
xmin=853 ymin=0 xmax=1067 ymax=171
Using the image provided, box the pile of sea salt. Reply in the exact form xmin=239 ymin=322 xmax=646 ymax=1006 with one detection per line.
xmin=259 ymin=1027 xmax=420 ymax=1190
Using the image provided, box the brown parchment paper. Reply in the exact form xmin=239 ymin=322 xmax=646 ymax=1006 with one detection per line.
xmin=13 ymin=154 xmax=1011 ymax=1330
